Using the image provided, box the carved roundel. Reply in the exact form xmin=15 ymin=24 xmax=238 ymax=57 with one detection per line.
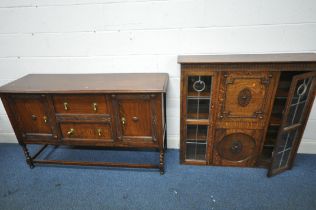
xmin=238 ymin=88 xmax=252 ymax=107
xmin=216 ymin=133 xmax=256 ymax=162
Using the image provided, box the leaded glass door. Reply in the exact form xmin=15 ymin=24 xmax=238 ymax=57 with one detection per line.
xmin=268 ymin=72 xmax=316 ymax=176
xmin=181 ymin=71 xmax=215 ymax=164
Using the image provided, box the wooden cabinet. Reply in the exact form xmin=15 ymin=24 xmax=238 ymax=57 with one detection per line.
xmin=0 ymin=73 xmax=168 ymax=174
xmin=179 ymin=53 xmax=316 ymax=176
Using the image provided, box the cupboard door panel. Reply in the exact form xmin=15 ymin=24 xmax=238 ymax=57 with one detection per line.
xmin=10 ymin=95 xmax=56 ymax=141
xmin=268 ymin=72 xmax=316 ymax=176
xmin=218 ymin=71 xmax=277 ymax=122
xmin=185 ymin=125 xmax=208 ymax=161
xmin=212 ymin=128 xmax=263 ymax=167
xmin=187 ymin=76 xmax=212 ymax=120
xmin=119 ymin=98 xmax=152 ymax=137
xmin=114 ymin=94 xmax=160 ymax=144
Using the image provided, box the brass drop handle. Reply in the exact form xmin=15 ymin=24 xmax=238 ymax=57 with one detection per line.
xmin=64 ymin=102 xmax=68 ymax=110
xmin=43 ymin=116 xmax=48 ymax=123
xmin=97 ymin=128 xmax=102 ymax=137
xmin=121 ymin=117 xmax=126 ymax=127
xmin=92 ymin=102 xmax=97 ymax=112
xmin=67 ymin=128 xmax=74 ymax=136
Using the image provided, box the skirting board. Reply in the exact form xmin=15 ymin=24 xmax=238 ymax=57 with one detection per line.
xmin=0 ymin=133 xmax=315 ymax=154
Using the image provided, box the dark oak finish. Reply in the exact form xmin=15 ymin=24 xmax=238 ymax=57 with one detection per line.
xmin=178 ymin=53 xmax=316 ymax=64
xmin=179 ymin=53 xmax=316 ymax=177
xmin=0 ymin=73 xmax=168 ymax=93
xmin=0 ymin=73 xmax=168 ymax=174
xmin=212 ymin=128 xmax=263 ymax=167
xmin=53 ymin=95 xmax=109 ymax=114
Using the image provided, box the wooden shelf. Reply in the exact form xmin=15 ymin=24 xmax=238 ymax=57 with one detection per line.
xmin=275 ymin=89 xmax=288 ymax=98
xmin=269 ymin=115 xmax=282 ymax=126
xmin=263 ymin=144 xmax=275 ymax=148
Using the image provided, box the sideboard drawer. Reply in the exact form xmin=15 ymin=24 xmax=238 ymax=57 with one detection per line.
xmin=53 ymin=95 xmax=108 ymax=114
xmin=60 ymin=122 xmax=113 ymax=140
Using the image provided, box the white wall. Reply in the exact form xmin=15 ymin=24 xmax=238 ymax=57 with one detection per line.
xmin=0 ymin=0 xmax=315 ymax=153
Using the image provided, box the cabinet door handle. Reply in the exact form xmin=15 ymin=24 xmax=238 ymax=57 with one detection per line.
xmin=132 ymin=116 xmax=139 ymax=122
xmin=67 ymin=128 xmax=74 ymax=136
xmin=92 ymin=102 xmax=97 ymax=112
xmin=43 ymin=116 xmax=48 ymax=123
xmin=64 ymin=102 xmax=68 ymax=110
xmin=31 ymin=114 xmax=37 ymax=121
xmin=121 ymin=117 xmax=126 ymax=127
xmin=97 ymin=128 xmax=102 ymax=136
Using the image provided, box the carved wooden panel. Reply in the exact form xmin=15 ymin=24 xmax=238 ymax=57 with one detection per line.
xmin=114 ymin=94 xmax=161 ymax=143
xmin=10 ymin=94 xmax=57 ymax=141
xmin=212 ymin=128 xmax=263 ymax=167
xmin=218 ymin=71 xmax=277 ymax=122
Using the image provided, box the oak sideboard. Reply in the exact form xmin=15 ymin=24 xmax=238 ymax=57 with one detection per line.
xmin=0 ymin=73 xmax=168 ymax=174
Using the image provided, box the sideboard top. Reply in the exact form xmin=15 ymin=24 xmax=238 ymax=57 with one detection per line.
xmin=0 ymin=73 xmax=169 ymax=94
xmin=178 ymin=53 xmax=316 ymax=64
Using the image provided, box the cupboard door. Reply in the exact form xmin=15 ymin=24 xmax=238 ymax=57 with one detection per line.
xmin=114 ymin=94 xmax=159 ymax=144
xmin=180 ymin=70 xmax=217 ymax=164
xmin=10 ymin=95 xmax=56 ymax=141
xmin=212 ymin=128 xmax=262 ymax=167
xmin=218 ymin=71 xmax=277 ymax=122
xmin=268 ymin=72 xmax=316 ymax=176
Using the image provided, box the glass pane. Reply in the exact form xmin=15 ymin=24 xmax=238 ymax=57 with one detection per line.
xmin=187 ymin=98 xmax=210 ymax=119
xmin=185 ymin=125 xmax=208 ymax=161
xmin=287 ymin=102 xmax=306 ymax=125
xmin=271 ymin=153 xmax=282 ymax=170
xmin=276 ymin=129 xmax=298 ymax=153
xmin=270 ymin=128 xmax=298 ymax=171
xmin=186 ymin=142 xmax=207 ymax=160
xmin=287 ymin=77 xmax=313 ymax=125
xmin=280 ymin=150 xmax=291 ymax=168
xmin=188 ymin=76 xmax=212 ymax=97
xmin=186 ymin=125 xmax=208 ymax=141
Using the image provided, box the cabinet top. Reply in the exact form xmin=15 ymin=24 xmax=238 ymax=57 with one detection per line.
xmin=0 ymin=73 xmax=169 ymax=94
xmin=178 ymin=53 xmax=316 ymax=64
